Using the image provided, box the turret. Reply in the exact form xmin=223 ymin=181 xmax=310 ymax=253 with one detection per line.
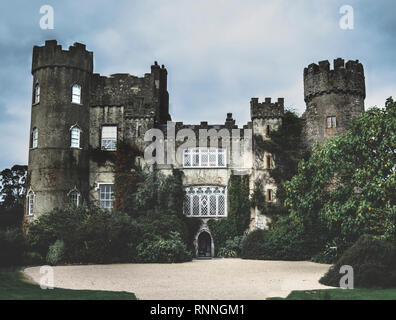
xmin=250 ymin=97 xmax=284 ymax=120
xmin=26 ymin=40 xmax=93 ymax=218
xmin=303 ymin=58 xmax=365 ymax=150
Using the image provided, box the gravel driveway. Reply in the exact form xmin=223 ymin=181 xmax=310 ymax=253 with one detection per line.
xmin=24 ymin=259 xmax=332 ymax=300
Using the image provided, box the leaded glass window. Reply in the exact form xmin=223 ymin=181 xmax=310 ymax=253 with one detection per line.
xmin=183 ymin=148 xmax=226 ymax=168
xmin=184 ymin=186 xmax=227 ymax=217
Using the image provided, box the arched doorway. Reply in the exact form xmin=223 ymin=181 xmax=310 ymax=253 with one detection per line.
xmin=197 ymin=231 xmax=212 ymax=257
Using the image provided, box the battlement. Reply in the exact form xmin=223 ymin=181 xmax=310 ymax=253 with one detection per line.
xmin=304 ymin=58 xmax=365 ymax=103
xmin=32 ymin=40 xmax=93 ymax=74
xmin=250 ymin=97 xmax=284 ymax=120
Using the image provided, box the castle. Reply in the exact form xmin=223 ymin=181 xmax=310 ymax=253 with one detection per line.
xmin=25 ymin=40 xmax=366 ymax=257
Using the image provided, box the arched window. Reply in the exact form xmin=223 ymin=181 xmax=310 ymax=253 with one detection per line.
xmin=34 ymin=83 xmax=40 ymax=104
xmin=32 ymin=128 xmax=38 ymax=149
xmin=27 ymin=190 xmax=34 ymax=216
xmin=72 ymin=84 xmax=81 ymax=104
xmin=70 ymin=126 xmax=81 ymax=148
xmin=68 ymin=187 xmax=81 ymax=206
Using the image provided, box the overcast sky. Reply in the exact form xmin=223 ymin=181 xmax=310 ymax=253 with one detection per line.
xmin=0 ymin=0 xmax=395 ymax=170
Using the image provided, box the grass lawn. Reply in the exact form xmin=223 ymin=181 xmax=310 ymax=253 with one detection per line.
xmin=0 ymin=268 xmax=137 ymax=300
xmin=269 ymin=288 xmax=396 ymax=300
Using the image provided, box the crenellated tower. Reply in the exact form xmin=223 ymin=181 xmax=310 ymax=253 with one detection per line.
xmin=27 ymin=40 xmax=93 ymax=217
xmin=303 ymin=58 xmax=365 ymax=150
xmin=250 ymin=97 xmax=284 ymax=229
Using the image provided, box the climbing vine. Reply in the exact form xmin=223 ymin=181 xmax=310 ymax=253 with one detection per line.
xmin=252 ymin=110 xmax=307 ymax=219
xmin=113 ymin=140 xmax=142 ymax=217
xmin=208 ymin=174 xmax=251 ymax=254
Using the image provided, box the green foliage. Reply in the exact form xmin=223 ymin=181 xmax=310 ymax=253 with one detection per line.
xmin=311 ymin=238 xmax=346 ymax=264
xmin=136 ymin=231 xmax=192 ymax=263
xmin=46 ymin=240 xmax=65 ymax=265
xmin=0 ymin=227 xmax=26 ymax=267
xmin=22 ymin=251 xmax=44 ymax=266
xmin=134 ymin=169 xmax=185 ymax=216
xmin=0 ymin=165 xmax=27 ymax=209
xmin=257 ymin=110 xmax=308 ymax=185
xmin=240 ymin=229 xmax=268 ymax=259
xmin=217 ymin=247 xmax=237 ymax=258
xmin=113 ymin=141 xmax=142 ymax=216
xmin=27 ymin=205 xmax=140 ymax=264
xmin=217 ymin=235 xmax=244 ymax=257
xmin=320 ymin=235 xmax=396 ymax=288
xmin=0 ymin=269 xmax=137 ymax=300
xmin=285 ymin=98 xmax=396 ymax=245
xmin=241 ymin=215 xmax=326 ymax=260
xmin=251 ymin=110 xmax=307 ymax=225
xmin=208 ymin=175 xmax=250 ymax=253
xmin=0 ymin=165 xmax=27 ymax=229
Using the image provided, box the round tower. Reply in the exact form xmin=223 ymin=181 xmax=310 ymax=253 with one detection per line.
xmin=26 ymin=40 xmax=93 ymax=218
xmin=303 ymin=58 xmax=365 ymax=150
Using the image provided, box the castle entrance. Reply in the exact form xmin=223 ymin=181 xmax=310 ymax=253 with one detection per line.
xmin=197 ymin=232 xmax=212 ymax=257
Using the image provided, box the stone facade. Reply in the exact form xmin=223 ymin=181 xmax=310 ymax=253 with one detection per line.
xmin=25 ymin=40 xmax=366 ymax=256
xmin=302 ymin=58 xmax=365 ymax=150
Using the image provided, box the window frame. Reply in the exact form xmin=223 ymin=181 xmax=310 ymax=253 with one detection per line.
xmin=97 ymin=183 xmax=114 ymax=210
xmin=183 ymin=148 xmax=226 ymax=168
xmin=67 ymin=187 xmax=81 ymax=207
xmin=32 ymin=127 xmax=38 ymax=149
xmin=266 ymin=154 xmax=272 ymax=169
xmin=267 ymin=189 xmax=273 ymax=202
xmin=33 ymin=83 xmax=40 ymax=105
xmin=184 ymin=186 xmax=227 ymax=218
xmin=101 ymin=125 xmax=117 ymax=151
xmin=71 ymin=84 xmax=82 ymax=104
xmin=326 ymin=116 xmax=337 ymax=129
xmin=70 ymin=125 xmax=82 ymax=149
xmin=26 ymin=190 xmax=34 ymax=216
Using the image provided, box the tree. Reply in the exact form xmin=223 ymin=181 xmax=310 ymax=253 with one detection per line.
xmin=0 ymin=165 xmax=27 ymax=228
xmin=0 ymin=165 xmax=27 ymax=208
xmin=284 ymin=98 xmax=396 ymax=245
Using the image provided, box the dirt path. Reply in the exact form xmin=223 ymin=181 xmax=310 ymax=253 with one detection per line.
xmin=24 ymin=258 xmax=332 ymax=300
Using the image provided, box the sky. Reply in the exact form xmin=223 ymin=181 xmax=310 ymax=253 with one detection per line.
xmin=0 ymin=0 xmax=395 ymax=171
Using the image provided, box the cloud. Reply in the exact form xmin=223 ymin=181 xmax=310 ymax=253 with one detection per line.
xmin=0 ymin=0 xmax=395 ymax=170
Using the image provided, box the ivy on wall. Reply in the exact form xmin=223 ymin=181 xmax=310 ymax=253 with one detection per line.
xmin=252 ymin=110 xmax=307 ymax=220
xmin=208 ymin=174 xmax=251 ymax=253
xmin=114 ymin=141 xmax=142 ymax=217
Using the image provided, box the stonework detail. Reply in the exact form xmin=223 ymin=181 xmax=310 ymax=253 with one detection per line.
xmin=26 ymin=41 xmax=366 ymax=249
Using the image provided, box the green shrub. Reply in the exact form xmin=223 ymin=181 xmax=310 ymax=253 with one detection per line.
xmin=217 ymin=247 xmax=237 ymax=258
xmin=240 ymin=229 xmax=268 ymax=259
xmin=311 ymin=238 xmax=348 ymax=264
xmin=0 ymin=227 xmax=25 ymax=267
xmin=320 ymin=235 xmax=396 ymax=288
xmin=27 ymin=206 xmax=143 ymax=264
xmin=23 ymin=251 xmax=44 ymax=266
xmin=217 ymin=235 xmax=245 ymax=257
xmin=136 ymin=231 xmax=192 ymax=263
xmin=46 ymin=240 xmax=65 ymax=265
xmin=241 ymin=215 xmax=325 ymax=260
